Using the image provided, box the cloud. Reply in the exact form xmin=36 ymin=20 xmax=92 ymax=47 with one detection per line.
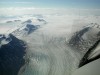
xmin=0 ymin=7 xmax=100 ymax=16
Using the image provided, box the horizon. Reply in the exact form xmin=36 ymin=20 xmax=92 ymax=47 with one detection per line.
xmin=0 ymin=0 xmax=100 ymax=9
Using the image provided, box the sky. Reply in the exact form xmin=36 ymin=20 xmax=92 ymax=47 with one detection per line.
xmin=0 ymin=0 xmax=100 ymax=9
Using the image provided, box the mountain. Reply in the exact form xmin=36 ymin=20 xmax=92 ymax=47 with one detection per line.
xmin=0 ymin=34 xmax=12 ymax=47
xmin=12 ymin=23 xmax=40 ymax=37
xmin=0 ymin=18 xmax=47 ymax=75
xmin=0 ymin=17 xmax=47 ymax=46
xmin=11 ymin=18 xmax=47 ymax=37
xmin=0 ymin=34 xmax=26 ymax=75
xmin=69 ymin=23 xmax=100 ymax=52
xmin=68 ymin=23 xmax=100 ymax=67
xmin=0 ymin=15 xmax=100 ymax=75
xmin=0 ymin=17 xmax=47 ymax=75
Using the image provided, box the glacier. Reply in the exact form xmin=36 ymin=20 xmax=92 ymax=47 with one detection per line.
xmin=18 ymin=22 xmax=100 ymax=75
xmin=0 ymin=14 xmax=100 ymax=75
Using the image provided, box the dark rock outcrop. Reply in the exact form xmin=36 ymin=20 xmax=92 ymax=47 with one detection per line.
xmin=0 ymin=34 xmax=26 ymax=75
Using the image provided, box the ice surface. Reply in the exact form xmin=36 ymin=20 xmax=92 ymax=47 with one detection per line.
xmin=0 ymin=8 xmax=100 ymax=75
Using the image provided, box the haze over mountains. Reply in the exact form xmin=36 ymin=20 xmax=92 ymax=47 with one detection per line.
xmin=0 ymin=8 xmax=100 ymax=75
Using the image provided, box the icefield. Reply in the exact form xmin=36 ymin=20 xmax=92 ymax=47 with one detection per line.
xmin=0 ymin=8 xmax=100 ymax=75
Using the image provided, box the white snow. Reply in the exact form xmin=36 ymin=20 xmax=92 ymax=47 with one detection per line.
xmin=0 ymin=8 xmax=100 ymax=75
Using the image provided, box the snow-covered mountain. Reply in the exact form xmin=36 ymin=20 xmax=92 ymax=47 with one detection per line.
xmin=12 ymin=19 xmax=46 ymax=37
xmin=68 ymin=23 xmax=100 ymax=67
xmin=69 ymin=23 xmax=100 ymax=52
xmin=0 ymin=14 xmax=100 ymax=75
xmin=5 ymin=18 xmax=47 ymax=38
xmin=0 ymin=34 xmax=12 ymax=47
xmin=12 ymin=23 xmax=40 ymax=37
xmin=0 ymin=16 xmax=47 ymax=75
xmin=0 ymin=17 xmax=47 ymax=46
